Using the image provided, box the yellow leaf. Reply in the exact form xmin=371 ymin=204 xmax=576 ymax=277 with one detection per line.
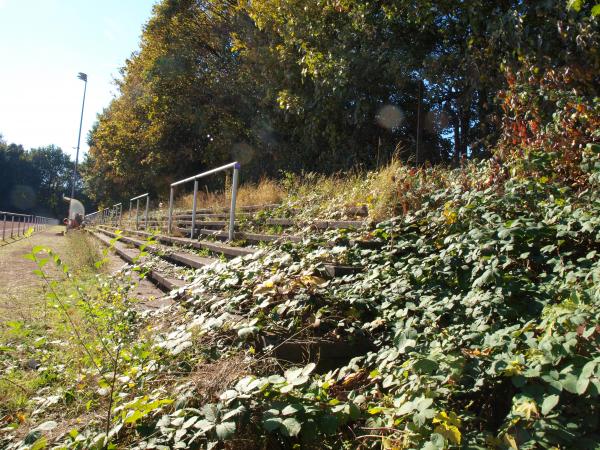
xmin=503 ymin=433 xmax=519 ymax=449
xmin=300 ymin=275 xmax=328 ymax=287
xmin=434 ymin=424 xmax=462 ymax=445
xmin=253 ymin=279 xmax=277 ymax=295
xmin=514 ymin=399 xmax=538 ymax=420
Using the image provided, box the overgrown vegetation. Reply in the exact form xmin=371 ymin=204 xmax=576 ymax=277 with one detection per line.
xmin=2 ymin=143 xmax=600 ymax=449
xmin=2 ymin=1 xmax=600 ymax=449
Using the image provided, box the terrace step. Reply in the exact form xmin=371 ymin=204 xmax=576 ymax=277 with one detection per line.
xmin=98 ymin=226 xmax=256 ymax=259
xmin=175 ymin=204 xmax=279 ymax=215
xmin=90 ymin=231 xmax=186 ymax=292
xmin=175 ymin=220 xmax=228 ymax=229
xmin=345 ymin=205 xmax=369 ymax=217
xmin=172 ymin=213 xmax=250 ymax=220
xmin=197 ymin=229 xmax=302 ymax=244
xmin=323 ymin=264 xmax=363 ymax=278
xmin=97 ymin=228 xmax=215 ymax=269
xmin=265 ymin=218 xmax=366 ymax=229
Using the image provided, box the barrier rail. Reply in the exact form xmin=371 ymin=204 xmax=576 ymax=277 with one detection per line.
xmin=130 ymin=193 xmax=149 ymax=230
xmin=0 ymin=211 xmax=58 ymax=242
xmin=84 ymin=202 xmax=122 ymax=226
xmin=112 ymin=203 xmax=123 ymax=226
xmin=167 ymin=162 xmax=240 ymax=240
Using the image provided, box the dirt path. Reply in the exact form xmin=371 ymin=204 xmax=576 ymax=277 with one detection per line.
xmin=0 ymin=227 xmax=67 ymax=309
xmin=0 ymin=227 xmax=166 ymax=323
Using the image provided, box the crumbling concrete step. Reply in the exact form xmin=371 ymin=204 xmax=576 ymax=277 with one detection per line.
xmin=176 ymin=220 xmax=227 ymax=229
xmin=98 ymin=226 xmax=255 ymax=259
xmin=90 ymin=231 xmax=186 ymax=292
xmin=265 ymin=218 xmax=366 ymax=229
xmin=97 ymin=228 xmax=215 ymax=269
xmin=197 ymin=229 xmax=302 ymax=243
xmin=173 ymin=213 xmax=250 ymax=220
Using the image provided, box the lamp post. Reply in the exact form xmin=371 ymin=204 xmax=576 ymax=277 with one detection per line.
xmin=69 ymin=72 xmax=87 ymax=216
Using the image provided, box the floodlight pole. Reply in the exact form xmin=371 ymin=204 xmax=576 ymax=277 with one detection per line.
xmin=70 ymin=73 xmax=88 ymax=211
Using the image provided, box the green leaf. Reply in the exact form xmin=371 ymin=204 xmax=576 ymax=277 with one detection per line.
xmin=592 ymin=4 xmax=600 ymax=16
xmin=576 ymin=376 xmax=590 ymax=395
xmin=541 ymin=394 xmax=560 ymax=415
xmin=567 ymin=0 xmax=583 ymax=12
xmin=262 ymin=417 xmax=282 ymax=432
xmin=562 ymin=373 xmax=579 ymax=394
xmin=35 ymin=421 xmax=58 ymax=431
xmin=319 ymin=415 xmax=338 ymax=435
xmin=30 ymin=437 xmax=48 ymax=450
xmin=397 ymin=401 xmax=415 ymax=416
xmin=281 ymin=417 xmax=302 ymax=437
xmin=215 ymin=421 xmax=236 ymax=440
xmin=413 ymin=358 xmax=439 ymax=374
xmin=281 ymin=403 xmax=304 ymax=416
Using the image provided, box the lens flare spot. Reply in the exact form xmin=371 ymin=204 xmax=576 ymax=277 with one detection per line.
xmin=376 ymin=105 xmax=404 ymax=130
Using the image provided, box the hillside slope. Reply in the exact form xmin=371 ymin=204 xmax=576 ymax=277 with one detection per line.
xmin=2 ymin=147 xmax=600 ymax=449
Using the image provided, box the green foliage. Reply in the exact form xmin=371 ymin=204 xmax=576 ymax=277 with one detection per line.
xmin=3 ymin=149 xmax=600 ymax=449
xmin=60 ymin=150 xmax=600 ymax=448
xmin=0 ymin=142 xmax=76 ymax=217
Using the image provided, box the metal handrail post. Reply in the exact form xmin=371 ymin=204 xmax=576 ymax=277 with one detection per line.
xmin=190 ymin=180 xmax=198 ymax=239
xmin=168 ymin=162 xmax=240 ymax=237
xmin=228 ymin=163 xmax=240 ymax=241
xmin=136 ymin=199 xmax=140 ymax=230
xmin=144 ymin=196 xmax=150 ymax=230
xmin=2 ymin=214 xmax=5 ymax=240
xmin=10 ymin=215 xmax=14 ymax=239
xmin=168 ymin=187 xmax=174 ymax=235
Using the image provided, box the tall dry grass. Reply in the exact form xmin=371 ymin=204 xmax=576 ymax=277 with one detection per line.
xmin=176 ymin=178 xmax=285 ymax=211
xmin=169 ymin=158 xmax=493 ymax=221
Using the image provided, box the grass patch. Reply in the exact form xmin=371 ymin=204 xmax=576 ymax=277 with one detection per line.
xmin=0 ymin=232 xmax=122 ymax=440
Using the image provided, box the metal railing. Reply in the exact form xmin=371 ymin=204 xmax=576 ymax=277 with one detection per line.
xmin=168 ymin=162 xmax=240 ymax=240
xmin=0 ymin=211 xmax=57 ymax=242
xmin=130 ymin=193 xmax=150 ymax=230
xmin=112 ymin=203 xmax=123 ymax=226
xmin=84 ymin=202 xmax=122 ymax=226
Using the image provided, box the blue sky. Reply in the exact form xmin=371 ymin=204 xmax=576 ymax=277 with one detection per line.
xmin=0 ymin=0 xmax=156 ymax=160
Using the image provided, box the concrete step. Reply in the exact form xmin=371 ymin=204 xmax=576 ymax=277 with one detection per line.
xmin=265 ymin=218 xmax=366 ymax=229
xmin=98 ymin=226 xmax=256 ymax=259
xmin=97 ymin=228 xmax=216 ymax=269
xmin=197 ymin=229 xmax=302 ymax=244
xmin=90 ymin=231 xmax=186 ymax=292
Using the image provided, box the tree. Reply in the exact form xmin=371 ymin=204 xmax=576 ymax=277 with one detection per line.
xmin=0 ymin=139 xmax=74 ymax=217
xmin=84 ymin=0 xmax=600 ymax=205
